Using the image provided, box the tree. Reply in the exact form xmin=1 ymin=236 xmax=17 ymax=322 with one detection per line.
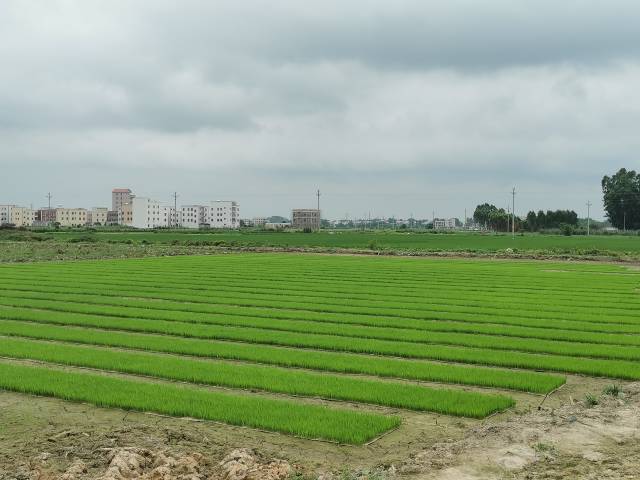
xmin=602 ymin=168 xmax=640 ymax=230
xmin=473 ymin=203 xmax=497 ymax=226
xmin=526 ymin=211 xmax=538 ymax=231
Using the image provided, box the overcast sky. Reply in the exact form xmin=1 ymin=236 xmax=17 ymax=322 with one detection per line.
xmin=2 ymin=1 xmax=639 ymax=220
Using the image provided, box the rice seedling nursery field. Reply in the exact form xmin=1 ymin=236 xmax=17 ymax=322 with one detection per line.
xmin=0 ymin=253 xmax=638 ymax=446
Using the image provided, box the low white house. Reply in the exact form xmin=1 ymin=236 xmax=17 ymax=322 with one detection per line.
xmin=433 ymin=218 xmax=457 ymax=229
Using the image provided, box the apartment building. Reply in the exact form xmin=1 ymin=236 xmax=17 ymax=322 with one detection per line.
xmin=177 ymin=201 xmax=240 ymax=229
xmin=91 ymin=207 xmax=109 ymax=225
xmin=0 ymin=205 xmax=14 ymax=225
xmin=10 ymin=207 xmax=35 ymax=227
xmin=253 ymin=217 xmax=267 ymax=227
xmin=205 ymin=201 xmax=239 ymax=228
xmin=119 ymin=202 xmax=134 ymax=226
xmin=112 ymin=188 xmax=134 ymax=212
xmin=106 ymin=210 xmax=119 ymax=225
xmin=292 ymin=209 xmax=321 ymax=230
xmin=179 ymin=205 xmax=206 ymax=229
xmin=131 ymin=197 xmax=176 ymax=229
xmin=56 ymin=208 xmax=89 ymax=227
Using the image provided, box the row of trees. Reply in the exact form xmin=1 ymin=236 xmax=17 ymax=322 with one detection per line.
xmin=473 ymin=204 xmax=579 ymax=233
xmin=524 ymin=210 xmax=578 ymax=232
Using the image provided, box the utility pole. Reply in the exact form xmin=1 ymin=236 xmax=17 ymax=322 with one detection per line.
xmin=316 ymin=189 xmax=321 ymax=211
xmin=46 ymin=192 xmax=52 ymax=210
xmin=511 ymin=187 xmax=516 ymax=239
xmin=172 ymin=192 xmax=179 ymax=228
xmin=622 ymin=199 xmax=626 ymax=232
xmin=464 ymin=208 xmax=467 ymax=229
xmin=586 ymin=201 xmax=592 ymax=236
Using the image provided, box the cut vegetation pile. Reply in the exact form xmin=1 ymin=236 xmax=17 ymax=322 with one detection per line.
xmin=0 ymin=254 xmax=638 ymax=444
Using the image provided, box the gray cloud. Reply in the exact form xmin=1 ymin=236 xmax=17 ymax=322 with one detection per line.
xmin=1 ymin=0 xmax=639 ymax=219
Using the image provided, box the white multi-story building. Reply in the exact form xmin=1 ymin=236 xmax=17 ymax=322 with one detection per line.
xmin=204 ymin=201 xmax=239 ymax=228
xmin=132 ymin=198 xmax=238 ymax=229
xmin=177 ymin=201 xmax=240 ymax=229
xmin=179 ymin=205 xmax=207 ymax=229
xmin=0 ymin=205 xmax=15 ymax=225
xmin=132 ymin=197 xmax=176 ymax=229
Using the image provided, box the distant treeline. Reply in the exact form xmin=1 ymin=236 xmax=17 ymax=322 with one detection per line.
xmin=474 ymin=204 xmax=580 ymax=233
xmin=524 ymin=210 xmax=578 ymax=232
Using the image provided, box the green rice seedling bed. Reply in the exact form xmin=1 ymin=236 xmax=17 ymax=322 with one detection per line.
xmin=0 ymin=319 xmax=564 ymax=393
xmin=0 ymin=336 xmax=514 ymax=417
xmin=1 ymin=254 xmax=638 ymax=440
xmin=2 ymin=295 xmax=640 ymax=362
xmin=1 ymin=308 xmax=639 ymax=379
xmin=0 ymin=360 xmax=398 ymax=444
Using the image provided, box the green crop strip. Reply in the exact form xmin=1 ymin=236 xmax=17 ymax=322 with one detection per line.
xmin=1 ymin=308 xmax=639 ymax=380
xmin=0 ymin=275 xmax=638 ymax=327
xmin=0 ymin=319 xmax=564 ymax=393
xmin=2 ymin=273 xmax=637 ymax=323
xmin=1 ymin=282 xmax=640 ymax=346
xmin=0 ymin=360 xmax=399 ymax=444
xmin=0 ymin=336 xmax=514 ymax=417
xmin=1 ymin=295 xmax=640 ymax=362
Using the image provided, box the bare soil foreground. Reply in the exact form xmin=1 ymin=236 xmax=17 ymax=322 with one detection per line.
xmin=1 ymin=374 xmax=638 ymax=480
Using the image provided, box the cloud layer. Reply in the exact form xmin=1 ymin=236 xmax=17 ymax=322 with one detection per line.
xmin=2 ymin=1 xmax=639 ymax=218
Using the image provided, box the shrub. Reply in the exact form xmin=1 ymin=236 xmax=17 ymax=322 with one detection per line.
xmin=603 ymin=385 xmax=621 ymax=397
xmin=584 ymin=393 xmax=599 ymax=407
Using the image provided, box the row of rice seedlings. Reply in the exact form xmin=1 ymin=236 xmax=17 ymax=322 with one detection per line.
xmin=30 ymin=254 xmax=634 ymax=293
xmin=0 ymin=336 xmax=515 ymax=418
xmin=6 ymin=271 xmax=639 ymax=321
xmin=0 ymin=318 xmax=564 ymax=393
xmin=3 ymin=289 xmax=640 ymax=348
xmin=2 ymin=308 xmax=640 ymax=379
xmin=6 ymin=280 xmax=640 ymax=347
xmin=9 ymin=261 xmax=637 ymax=313
xmin=0 ymin=360 xmax=398 ymax=444
xmin=3 ymin=295 xmax=640 ymax=361
xmin=65 ymin=256 xmax=639 ymax=295
xmin=13 ymin=261 xmax=637 ymax=308
xmin=3 ymin=274 xmax=637 ymax=325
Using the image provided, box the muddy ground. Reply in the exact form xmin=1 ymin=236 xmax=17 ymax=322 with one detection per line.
xmin=1 ymin=374 xmax=638 ymax=480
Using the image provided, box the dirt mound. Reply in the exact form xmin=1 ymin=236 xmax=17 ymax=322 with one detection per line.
xmin=399 ymin=382 xmax=640 ymax=479
xmin=219 ymin=449 xmax=292 ymax=480
xmin=0 ymin=448 xmax=293 ymax=480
